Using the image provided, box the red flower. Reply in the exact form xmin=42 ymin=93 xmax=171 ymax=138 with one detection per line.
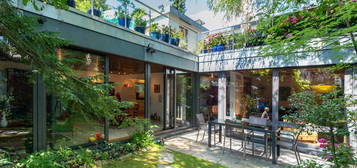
xmin=95 ymin=133 xmax=102 ymax=139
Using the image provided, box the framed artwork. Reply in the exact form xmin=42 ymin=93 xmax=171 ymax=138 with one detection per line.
xmin=135 ymin=82 xmax=145 ymax=100
xmin=154 ymin=84 xmax=160 ymax=93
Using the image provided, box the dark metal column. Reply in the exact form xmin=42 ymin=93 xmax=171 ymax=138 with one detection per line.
xmin=104 ymin=55 xmax=109 ymax=141
xmin=144 ymin=63 xmax=151 ymax=119
xmin=192 ymin=72 xmax=200 ymax=127
xmin=172 ymin=69 xmax=177 ymax=128
xmin=272 ymin=69 xmax=279 ymax=164
xmin=33 ymin=74 xmax=47 ymax=152
xmin=163 ymin=67 xmax=168 ymax=130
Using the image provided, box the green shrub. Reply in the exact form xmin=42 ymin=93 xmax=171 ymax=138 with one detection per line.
xmin=15 ymin=147 xmax=96 ymax=168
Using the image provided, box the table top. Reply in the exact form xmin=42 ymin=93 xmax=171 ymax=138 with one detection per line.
xmin=0 ymin=130 xmax=30 ymax=138
xmin=209 ymin=119 xmax=275 ymax=134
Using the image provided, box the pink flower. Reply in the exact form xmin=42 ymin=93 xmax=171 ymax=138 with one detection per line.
xmin=288 ymin=17 xmax=299 ymax=24
xmin=249 ymin=28 xmax=255 ymax=33
xmin=328 ymin=14 xmax=334 ymax=17
xmin=352 ymin=0 xmax=356 ymax=2
xmin=303 ymin=6 xmax=309 ymax=9
xmin=318 ymin=138 xmax=328 ymax=143
xmin=320 ymin=144 xmax=327 ymax=148
xmin=324 ymin=155 xmax=333 ymax=160
xmin=285 ymin=33 xmax=292 ymax=38
xmin=333 ymin=143 xmax=339 ymax=147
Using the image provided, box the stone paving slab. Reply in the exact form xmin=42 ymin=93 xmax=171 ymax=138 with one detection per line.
xmin=164 ymin=131 xmax=326 ymax=168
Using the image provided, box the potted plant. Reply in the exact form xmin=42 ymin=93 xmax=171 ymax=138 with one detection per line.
xmin=117 ymin=0 xmax=135 ymax=28
xmin=66 ymin=0 xmax=76 ymax=8
xmin=211 ymin=33 xmax=225 ymax=52
xmin=0 ymin=96 xmax=13 ymax=128
xmin=85 ymin=0 xmax=109 ymax=17
xmin=131 ymin=8 xmax=147 ymax=34
xmin=160 ymin=25 xmax=171 ymax=42
xmin=149 ymin=23 xmax=161 ymax=40
xmin=169 ymin=29 xmax=182 ymax=46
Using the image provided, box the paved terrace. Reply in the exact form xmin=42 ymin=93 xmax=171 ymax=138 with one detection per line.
xmin=164 ymin=131 xmax=327 ymax=168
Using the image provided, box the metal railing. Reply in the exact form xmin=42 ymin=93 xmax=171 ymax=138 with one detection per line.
xmin=75 ymin=0 xmax=174 ymax=44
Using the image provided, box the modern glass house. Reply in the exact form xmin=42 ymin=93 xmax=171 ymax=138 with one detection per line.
xmin=1 ymin=0 xmax=356 ymax=164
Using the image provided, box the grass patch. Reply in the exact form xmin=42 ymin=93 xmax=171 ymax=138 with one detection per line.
xmin=102 ymin=145 xmax=161 ymax=168
xmin=101 ymin=144 xmax=227 ymax=168
xmin=171 ymin=151 xmax=226 ymax=168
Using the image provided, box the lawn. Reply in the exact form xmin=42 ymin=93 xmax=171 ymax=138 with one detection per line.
xmin=101 ymin=144 xmax=226 ymax=168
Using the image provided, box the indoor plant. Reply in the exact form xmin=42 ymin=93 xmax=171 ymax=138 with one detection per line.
xmin=160 ymin=25 xmax=171 ymax=42
xmin=131 ymin=8 xmax=147 ymax=34
xmin=169 ymin=29 xmax=182 ymax=46
xmin=117 ymin=0 xmax=135 ymax=28
xmin=0 ymin=96 xmax=13 ymax=128
xmin=149 ymin=23 xmax=161 ymax=40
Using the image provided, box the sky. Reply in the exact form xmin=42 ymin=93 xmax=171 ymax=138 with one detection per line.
xmin=140 ymin=0 xmax=241 ymax=31
xmin=106 ymin=0 xmax=241 ymax=31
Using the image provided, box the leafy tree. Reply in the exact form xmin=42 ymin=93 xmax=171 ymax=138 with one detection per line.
xmin=284 ymin=89 xmax=357 ymax=167
xmin=170 ymin=0 xmax=187 ymax=14
xmin=0 ymin=0 xmax=132 ymax=126
xmin=207 ymin=0 xmax=357 ymax=65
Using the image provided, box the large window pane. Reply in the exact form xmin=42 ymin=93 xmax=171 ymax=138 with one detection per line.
xmin=108 ymin=56 xmax=145 ymax=141
xmin=0 ymin=59 xmax=33 ymax=154
xmin=199 ymin=73 xmax=218 ymax=121
xmin=150 ymin=64 xmax=164 ymax=130
xmin=48 ymin=49 xmax=104 ymax=148
xmin=227 ymin=70 xmax=272 ymax=119
xmin=176 ymin=70 xmax=193 ymax=127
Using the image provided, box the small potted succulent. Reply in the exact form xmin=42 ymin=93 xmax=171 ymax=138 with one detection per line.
xmin=149 ymin=23 xmax=161 ymax=40
xmin=160 ymin=25 xmax=171 ymax=43
xmin=131 ymin=8 xmax=147 ymax=34
xmin=117 ymin=0 xmax=135 ymax=28
xmin=169 ymin=29 xmax=182 ymax=46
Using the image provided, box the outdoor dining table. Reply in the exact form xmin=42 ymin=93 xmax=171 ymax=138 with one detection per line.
xmin=208 ymin=119 xmax=279 ymax=163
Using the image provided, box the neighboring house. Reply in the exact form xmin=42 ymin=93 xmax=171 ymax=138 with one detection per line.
xmin=153 ymin=7 xmax=209 ymax=53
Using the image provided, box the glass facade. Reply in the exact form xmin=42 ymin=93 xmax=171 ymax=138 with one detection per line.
xmin=48 ymin=49 xmax=104 ymax=148
xmin=1 ymin=46 xmax=350 ymax=154
xmin=0 ymin=58 xmax=33 ymax=154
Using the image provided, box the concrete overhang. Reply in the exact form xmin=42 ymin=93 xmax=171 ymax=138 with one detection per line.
xmin=199 ymin=47 xmax=357 ymax=72
xmin=13 ymin=0 xmax=199 ymax=72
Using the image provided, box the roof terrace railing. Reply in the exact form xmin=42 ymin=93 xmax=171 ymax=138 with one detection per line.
xmin=65 ymin=0 xmax=185 ymax=49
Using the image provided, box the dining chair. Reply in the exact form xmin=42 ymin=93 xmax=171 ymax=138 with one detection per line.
xmin=244 ymin=116 xmax=270 ymax=158
xmin=277 ymin=129 xmax=302 ymax=165
xmin=222 ymin=119 xmax=246 ymax=153
xmin=195 ymin=113 xmax=216 ymax=144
